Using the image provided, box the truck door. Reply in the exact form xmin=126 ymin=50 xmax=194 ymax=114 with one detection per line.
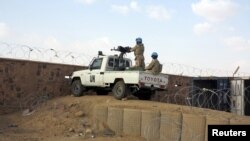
xmin=230 ymin=80 xmax=244 ymax=115
xmin=85 ymin=58 xmax=104 ymax=86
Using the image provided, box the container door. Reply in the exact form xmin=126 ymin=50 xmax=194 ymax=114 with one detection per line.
xmin=230 ymin=80 xmax=244 ymax=115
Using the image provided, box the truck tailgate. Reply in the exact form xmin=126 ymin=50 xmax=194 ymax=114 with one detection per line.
xmin=139 ymin=72 xmax=168 ymax=89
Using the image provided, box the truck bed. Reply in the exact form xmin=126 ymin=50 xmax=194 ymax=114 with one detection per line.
xmin=104 ymin=71 xmax=168 ymax=89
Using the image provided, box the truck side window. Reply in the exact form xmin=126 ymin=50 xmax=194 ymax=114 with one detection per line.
xmin=91 ymin=58 xmax=103 ymax=70
xmin=108 ymin=58 xmax=114 ymax=67
xmin=114 ymin=59 xmax=119 ymax=68
xmin=125 ymin=60 xmax=130 ymax=67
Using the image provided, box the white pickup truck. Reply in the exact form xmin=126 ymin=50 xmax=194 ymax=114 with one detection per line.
xmin=66 ymin=52 xmax=168 ymax=100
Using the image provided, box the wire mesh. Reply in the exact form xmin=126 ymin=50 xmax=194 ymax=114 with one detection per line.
xmin=0 ymin=42 xmax=93 ymax=66
xmin=159 ymin=86 xmax=250 ymax=115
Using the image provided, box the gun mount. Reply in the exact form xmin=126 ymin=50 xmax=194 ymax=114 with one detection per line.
xmin=111 ymin=46 xmax=131 ymax=59
xmin=111 ymin=46 xmax=131 ymax=70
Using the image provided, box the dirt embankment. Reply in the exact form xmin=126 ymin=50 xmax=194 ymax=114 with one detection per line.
xmin=0 ymin=95 xmax=248 ymax=141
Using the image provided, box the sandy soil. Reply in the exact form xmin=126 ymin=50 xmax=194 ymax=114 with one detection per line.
xmin=0 ymin=95 xmax=247 ymax=141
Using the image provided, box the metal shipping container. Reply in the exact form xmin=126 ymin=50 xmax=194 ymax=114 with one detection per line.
xmin=230 ymin=78 xmax=250 ymax=116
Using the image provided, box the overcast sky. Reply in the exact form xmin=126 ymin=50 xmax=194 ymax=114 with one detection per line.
xmin=0 ymin=0 xmax=250 ymax=75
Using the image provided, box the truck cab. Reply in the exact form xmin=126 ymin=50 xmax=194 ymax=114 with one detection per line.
xmin=71 ymin=55 xmax=132 ymax=87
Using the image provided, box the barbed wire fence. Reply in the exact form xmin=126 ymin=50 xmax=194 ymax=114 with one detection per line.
xmin=162 ymin=62 xmax=250 ymax=77
xmin=1 ymin=42 xmax=250 ymax=77
xmin=0 ymin=42 xmax=93 ymax=66
xmin=159 ymin=85 xmax=250 ymax=115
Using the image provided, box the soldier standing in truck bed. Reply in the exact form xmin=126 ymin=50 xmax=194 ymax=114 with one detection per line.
xmin=130 ymin=37 xmax=145 ymax=70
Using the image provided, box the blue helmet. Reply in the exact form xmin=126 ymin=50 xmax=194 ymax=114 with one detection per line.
xmin=136 ymin=37 xmax=142 ymax=44
xmin=151 ymin=52 xmax=158 ymax=59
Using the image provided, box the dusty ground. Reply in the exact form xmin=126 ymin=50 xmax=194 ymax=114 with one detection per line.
xmin=0 ymin=95 xmax=247 ymax=141
xmin=0 ymin=95 xmax=147 ymax=141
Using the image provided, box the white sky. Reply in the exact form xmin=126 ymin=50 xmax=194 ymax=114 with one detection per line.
xmin=0 ymin=0 xmax=250 ymax=76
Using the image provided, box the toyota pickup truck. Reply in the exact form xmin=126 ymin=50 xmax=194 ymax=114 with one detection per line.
xmin=66 ymin=50 xmax=168 ymax=100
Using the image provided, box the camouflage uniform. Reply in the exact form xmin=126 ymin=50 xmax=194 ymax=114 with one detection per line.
xmin=130 ymin=44 xmax=145 ymax=69
xmin=145 ymin=59 xmax=162 ymax=75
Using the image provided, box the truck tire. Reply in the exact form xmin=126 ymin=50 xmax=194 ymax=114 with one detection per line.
xmin=71 ymin=80 xmax=85 ymax=97
xmin=112 ymin=80 xmax=127 ymax=100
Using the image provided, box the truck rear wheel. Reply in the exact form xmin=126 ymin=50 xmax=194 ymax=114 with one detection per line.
xmin=112 ymin=80 xmax=127 ymax=100
xmin=71 ymin=80 xmax=85 ymax=97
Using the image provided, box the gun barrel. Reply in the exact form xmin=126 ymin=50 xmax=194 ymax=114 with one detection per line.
xmin=111 ymin=46 xmax=131 ymax=53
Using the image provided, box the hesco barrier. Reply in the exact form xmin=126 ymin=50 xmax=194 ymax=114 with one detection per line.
xmin=123 ymin=108 xmax=142 ymax=136
xmin=93 ymin=106 xmax=250 ymax=141
xmin=160 ymin=111 xmax=182 ymax=141
xmin=93 ymin=105 xmax=108 ymax=130
xmin=205 ymin=116 xmax=229 ymax=141
xmin=230 ymin=117 xmax=250 ymax=125
xmin=107 ymin=107 xmax=123 ymax=135
xmin=181 ymin=114 xmax=206 ymax=141
xmin=141 ymin=110 xmax=160 ymax=141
